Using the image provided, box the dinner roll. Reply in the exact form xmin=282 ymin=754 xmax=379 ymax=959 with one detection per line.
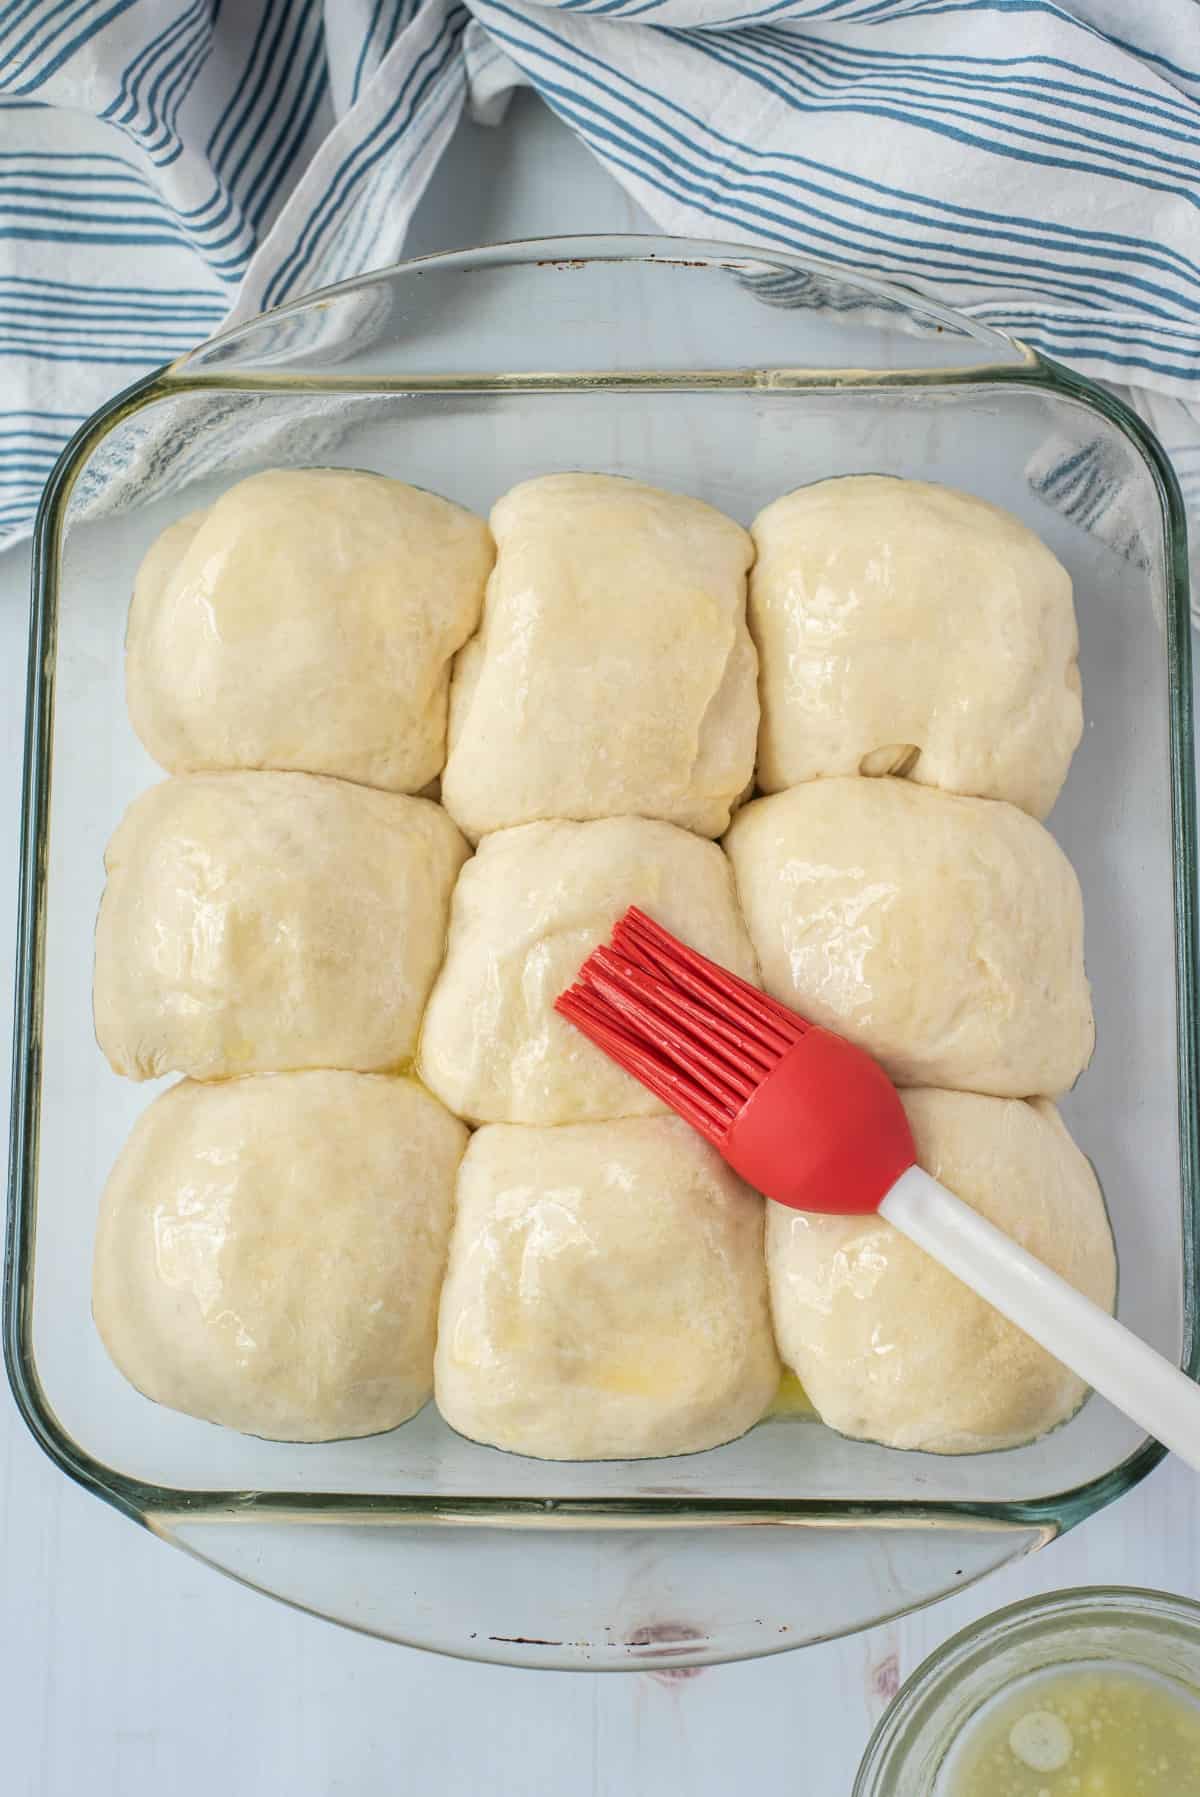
xmin=94 ymin=772 xmax=467 ymax=1080
xmin=750 ymin=476 xmax=1082 ymax=818
xmin=418 ymin=816 xmax=759 ymax=1125
xmin=767 ymin=1089 xmax=1116 ymax=1453
xmin=724 ymin=777 xmax=1092 ymax=1098
xmin=435 ymin=1117 xmax=780 ymax=1459
xmin=440 ymin=474 xmax=758 ymax=840
xmin=126 ymin=468 xmax=493 ymax=792
xmin=93 ymin=1072 xmax=467 ymax=1441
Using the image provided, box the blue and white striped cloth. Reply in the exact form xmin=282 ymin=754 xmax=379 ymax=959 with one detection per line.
xmin=2 ymin=0 xmax=1199 ymax=567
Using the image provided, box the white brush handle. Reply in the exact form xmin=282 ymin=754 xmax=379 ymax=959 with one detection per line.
xmin=879 ymin=1165 xmax=1200 ymax=1472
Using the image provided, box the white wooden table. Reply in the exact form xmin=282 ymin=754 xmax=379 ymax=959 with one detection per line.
xmin=1 ymin=94 xmax=1195 ymax=1796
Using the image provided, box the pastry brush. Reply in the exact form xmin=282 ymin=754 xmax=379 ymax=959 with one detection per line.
xmin=555 ymin=905 xmax=1200 ymax=1470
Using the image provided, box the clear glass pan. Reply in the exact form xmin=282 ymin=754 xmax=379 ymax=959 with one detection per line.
xmin=6 ymin=237 xmax=1197 ymax=1669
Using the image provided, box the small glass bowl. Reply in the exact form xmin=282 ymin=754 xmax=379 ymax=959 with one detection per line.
xmin=853 ymin=1586 xmax=1200 ymax=1795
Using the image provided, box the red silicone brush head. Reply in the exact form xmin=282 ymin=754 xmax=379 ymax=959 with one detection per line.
xmin=555 ymin=906 xmax=916 ymax=1215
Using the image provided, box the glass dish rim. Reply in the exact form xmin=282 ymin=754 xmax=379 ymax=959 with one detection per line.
xmin=6 ymin=233 xmax=1196 ymax=1539
xmin=851 ymin=1582 xmax=1200 ymax=1794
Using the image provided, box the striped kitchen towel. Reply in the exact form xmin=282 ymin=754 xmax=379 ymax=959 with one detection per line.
xmin=2 ymin=0 xmax=1198 ymax=580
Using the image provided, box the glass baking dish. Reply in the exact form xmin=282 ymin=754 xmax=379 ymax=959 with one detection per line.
xmin=6 ymin=237 xmax=1197 ymax=1671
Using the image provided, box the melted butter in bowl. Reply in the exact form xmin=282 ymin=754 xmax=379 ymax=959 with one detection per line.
xmin=944 ymin=1664 xmax=1200 ymax=1796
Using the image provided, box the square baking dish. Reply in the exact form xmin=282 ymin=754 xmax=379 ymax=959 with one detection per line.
xmin=7 ymin=238 xmax=1197 ymax=1667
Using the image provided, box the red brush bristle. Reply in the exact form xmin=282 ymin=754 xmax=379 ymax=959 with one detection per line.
xmin=557 ymin=906 xmax=919 ymax=1219
xmin=554 ymin=906 xmax=810 ymax=1145
xmin=555 ymin=984 xmax=731 ymax=1139
xmin=614 ymin=908 xmax=808 ymax=1043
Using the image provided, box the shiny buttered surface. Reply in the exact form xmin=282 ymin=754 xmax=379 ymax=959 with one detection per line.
xmin=93 ymin=1072 xmax=468 ymax=1442
xmin=434 ymin=1117 xmax=781 ymax=1460
xmin=750 ymin=476 xmax=1081 ymax=819
xmin=93 ymin=771 xmax=467 ymax=1079
xmin=93 ymin=469 xmax=1102 ymax=1459
xmin=126 ymin=469 xmax=494 ymax=793
xmin=725 ymin=777 xmax=1093 ymax=1099
xmin=440 ymin=474 xmax=759 ymax=840
xmin=418 ymin=816 xmax=759 ymax=1125
xmin=767 ymin=1090 xmax=1116 ymax=1454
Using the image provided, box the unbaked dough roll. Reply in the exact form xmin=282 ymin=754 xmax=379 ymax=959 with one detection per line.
xmin=93 ymin=1071 xmax=467 ymax=1442
xmin=126 ymin=469 xmax=494 ymax=792
xmin=418 ymin=816 xmax=760 ymax=1125
xmin=767 ymin=1089 xmax=1116 ymax=1454
xmin=440 ymin=474 xmax=758 ymax=840
xmin=94 ymin=771 xmax=468 ymax=1080
xmin=750 ymin=476 xmax=1082 ymax=819
xmin=435 ymin=1117 xmax=780 ymax=1459
xmin=724 ymin=777 xmax=1093 ymax=1098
